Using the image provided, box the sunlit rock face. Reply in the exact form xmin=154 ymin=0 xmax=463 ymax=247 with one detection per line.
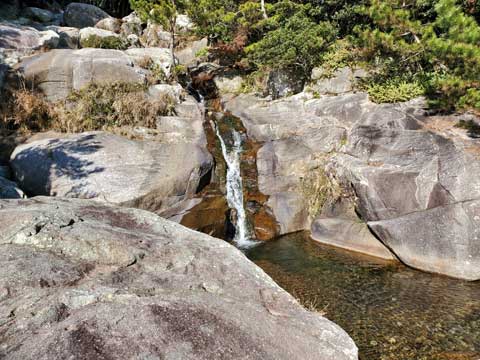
xmin=0 ymin=196 xmax=358 ymax=360
xmin=225 ymin=91 xmax=480 ymax=280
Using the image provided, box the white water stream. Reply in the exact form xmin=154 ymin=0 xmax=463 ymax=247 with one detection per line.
xmin=212 ymin=121 xmax=258 ymax=249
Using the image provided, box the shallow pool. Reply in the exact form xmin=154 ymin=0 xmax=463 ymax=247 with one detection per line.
xmin=247 ymin=232 xmax=480 ymax=360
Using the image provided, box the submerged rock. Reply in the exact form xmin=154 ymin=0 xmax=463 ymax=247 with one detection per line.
xmin=0 ymin=196 xmax=358 ymax=360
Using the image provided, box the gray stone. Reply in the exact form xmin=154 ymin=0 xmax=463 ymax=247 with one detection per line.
xmin=141 ymin=22 xmax=172 ymax=48
xmin=176 ymin=37 xmax=208 ymax=66
xmin=0 ymin=196 xmax=358 ymax=360
xmin=369 ymin=200 xmax=480 ymax=280
xmin=23 ymin=7 xmax=55 ymax=23
xmin=17 ymin=48 xmax=148 ymax=101
xmin=46 ymin=26 xmax=79 ymax=49
xmin=120 ymin=12 xmax=143 ymax=37
xmin=148 ymin=83 xmax=184 ymax=103
xmin=64 ymin=2 xmax=111 ymax=29
xmin=214 ymin=75 xmax=243 ymax=95
xmin=95 ymin=17 xmax=122 ymax=33
xmin=267 ymin=69 xmax=304 ymax=99
xmin=0 ymin=23 xmax=59 ymax=51
xmin=0 ymin=176 xmax=25 ymax=199
xmin=79 ymin=27 xmax=122 ymax=48
xmin=125 ymin=47 xmax=174 ymax=78
xmin=225 ymin=91 xmax=480 ymax=279
xmin=10 ymin=131 xmax=212 ymax=213
xmin=309 ymin=67 xmax=353 ymax=95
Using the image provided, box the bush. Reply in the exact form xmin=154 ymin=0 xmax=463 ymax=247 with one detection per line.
xmin=2 ymin=83 xmax=175 ymax=133
xmin=245 ymin=12 xmax=337 ymax=77
xmin=55 ymin=82 xmax=175 ymax=132
xmin=363 ymin=78 xmax=425 ymax=103
xmin=2 ymin=89 xmax=54 ymax=131
xmin=80 ymin=35 xmax=128 ymax=50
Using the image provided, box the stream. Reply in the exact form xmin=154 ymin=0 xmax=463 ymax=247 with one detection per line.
xmin=188 ymin=78 xmax=480 ymax=359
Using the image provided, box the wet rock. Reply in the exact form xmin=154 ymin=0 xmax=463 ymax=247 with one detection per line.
xmin=10 ymin=130 xmax=213 ymax=213
xmin=0 ymin=196 xmax=358 ymax=360
xmin=17 ymin=48 xmax=148 ymax=101
xmin=64 ymin=2 xmax=111 ymax=29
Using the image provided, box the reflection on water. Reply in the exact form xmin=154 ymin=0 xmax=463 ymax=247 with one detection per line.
xmin=247 ymin=232 xmax=480 ymax=360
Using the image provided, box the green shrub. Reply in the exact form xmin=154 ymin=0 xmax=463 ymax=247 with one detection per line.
xmin=80 ymin=35 xmax=128 ymax=50
xmin=246 ymin=12 xmax=337 ymax=77
xmin=363 ymin=78 xmax=425 ymax=104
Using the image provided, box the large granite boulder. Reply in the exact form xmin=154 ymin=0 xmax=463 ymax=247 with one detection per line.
xmin=0 ymin=197 xmax=358 ymax=360
xmin=0 ymin=23 xmax=59 ymax=52
xmin=17 ymin=48 xmax=148 ymax=101
xmin=22 ymin=7 xmax=55 ymax=23
xmin=64 ymin=2 xmax=111 ymax=29
xmin=10 ymin=130 xmax=213 ymax=213
xmin=225 ymin=93 xmax=480 ymax=279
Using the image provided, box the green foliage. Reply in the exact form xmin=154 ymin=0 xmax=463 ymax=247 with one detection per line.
xmin=130 ymin=0 xmax=186 ymax=31
xmin=317 ymin=40 xmax=354 ymax=78
xmin=186 ymin=0 xmax=238 ymax=41
xmin=245 ymin=11 xmax=337 ymax=77
xmin=355 ymin=0 xmax=480 ymax=111
xmin=363 ymin=77 xmax=425 ymax=103
xmin=80 ymin=35 xmax=128 ymax=50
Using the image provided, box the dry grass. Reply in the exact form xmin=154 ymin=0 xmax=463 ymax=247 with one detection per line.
xmin=300 ymin=163 xmax=342 ymax=219
xmin=1 ymin=89 xmax=54 ymax=131
xmin=1 ymin=82 xmax=176 ymax=133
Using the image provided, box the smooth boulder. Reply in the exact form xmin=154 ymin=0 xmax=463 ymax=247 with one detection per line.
xmin=64 ymin=2 xmax=111 ymax=29
xmin=226 ymin=91 xmax=480 ymax=279
xmin=10 ymin=131 xmax=213 ymax=213
xmin=0 ymin=196 xmax=358 ymax=360
xmin=17 ymin=48 xmax=148 ymax=101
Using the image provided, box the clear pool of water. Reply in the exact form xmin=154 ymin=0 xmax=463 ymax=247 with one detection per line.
xmin=246 ymin=232 xmax=480 ymax=360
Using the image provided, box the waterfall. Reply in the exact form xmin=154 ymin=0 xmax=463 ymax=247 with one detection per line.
xmin=212 ymin=121 xmax=258 ymax=249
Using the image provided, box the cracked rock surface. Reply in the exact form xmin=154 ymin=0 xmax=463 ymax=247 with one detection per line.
xmin=225 ymin=92 xmax=480 ymax=280
xmin=0 ymin=196 xmax=358 ymax=360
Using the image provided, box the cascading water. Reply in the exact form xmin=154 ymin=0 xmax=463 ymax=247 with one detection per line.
xmin=212 ymin=121 xmax=258 ymax=249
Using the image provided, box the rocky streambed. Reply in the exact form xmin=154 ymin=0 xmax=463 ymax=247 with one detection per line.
xmin=248 ymin=232 xmax=480 ymax=360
